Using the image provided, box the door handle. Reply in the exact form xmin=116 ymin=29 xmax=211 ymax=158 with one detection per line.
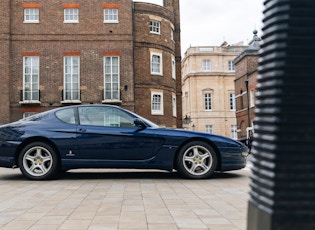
xmin=79 ymin=128 xmax=86 ymax=133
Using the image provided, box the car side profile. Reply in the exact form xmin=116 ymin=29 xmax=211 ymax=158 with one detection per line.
xmin=0 ymin=105 xmax=248 ymax=180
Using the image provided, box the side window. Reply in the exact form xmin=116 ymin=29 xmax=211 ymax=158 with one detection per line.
xmin=63 ymin=56 xmax=80 ymax=102
xmin=150 ymin=20 xmax=160 ymax=34
xmin=204 ymin=93 xmax=212 ymax=111
xmin=24 ymin=8 xmax=39 ymax=23
xmin=55 ymin=108 xmax=76 ymax=124
xmin=151 ymin=92 xmax=164 ymax=115
xmin=203 ymin=60 xmax=211 ymax=71
xmin=150 ymin=52 xmax=163 ymax=75
xmin=230 ymin=93 xmax=236 ymax=110
xmin=171 ymin=56 xmax=176 ymax=80
xmin=23 ymin=56 xmax=40 ymax=102
xmin=104 ymin=8 xmax=119 ymax=23
xmin=78 ymin=107 xmax=135 ymax=127
xmin=64 ymin=8 xmax=79 ymax=23
xmin=228 ymin=61 xmax=235 ymax=71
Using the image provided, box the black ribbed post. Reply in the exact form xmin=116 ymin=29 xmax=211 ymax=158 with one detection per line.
xmin=247 ymin=0 xmax=315 ymax=229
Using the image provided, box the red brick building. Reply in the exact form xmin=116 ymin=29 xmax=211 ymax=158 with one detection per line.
xmin=234 ymin=31 xmax=261 ymax=140
xmin=0 ymin=0 xmax=182 ymax=127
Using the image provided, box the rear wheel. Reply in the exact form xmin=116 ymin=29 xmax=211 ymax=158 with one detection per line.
xmin=18 ymin=142 xmax=59 ymax=180
xmin=176 ymin=141 xmax=217 ymax=179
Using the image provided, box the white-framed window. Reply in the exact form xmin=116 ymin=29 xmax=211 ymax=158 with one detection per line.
xmin=205 ymin=125 xmax=213 ymax=134
xmin=172 ymin=93 xmax=177 ymax=117
xmin=228 ymin=61 xmax=235 ymax=71
xmin=150 ymin=20 xmax=160 ymax=34
xmin=250 ymin=90 xmax=255 ymax=107
xmin=171 ymin=56 xmax=176 ymax=79
xmin=203 ymin=60 xmax=211 ymax=71
xmin=64 ymin=8 xmax=79 ymax=23
xmin=23 ymin=56 xmax=40 ymax=102
xmin=104 ymin=8 xmax=118 ymax=23
xmin=230 ymin=93 xmax=236 ymax=110
xmin=64 ymin=56 xmax=80 ymax=102
xmin=231 ymin=125 xmax=238 ymax=139
xmin=204 ymin=93 xmax=212 ymax=111
xmin=151 ymin=52 xmax=163 ymax=75
xmin=24 ymin=8 xmax=39 ymax=23
xmin=104 ymin=56 xmax=120 ymax=101
xmin=171 ymin=28 xmax=174 ymax=41
xmin=151 ymin=91 xmax=164 ymax=115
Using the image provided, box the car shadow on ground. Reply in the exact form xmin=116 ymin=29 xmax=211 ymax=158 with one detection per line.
xmin=0 ymin=169 xmax=248 ymax=181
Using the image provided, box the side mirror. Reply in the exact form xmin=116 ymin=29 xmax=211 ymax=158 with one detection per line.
xmin=134 ymin=118 xmax=147 ymax=130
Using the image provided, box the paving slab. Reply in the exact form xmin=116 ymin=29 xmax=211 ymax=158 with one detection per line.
xmin=0 ymin=166 xmax=251 ymax=230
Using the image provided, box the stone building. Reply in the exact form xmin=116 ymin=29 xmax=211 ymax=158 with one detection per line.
xmin=0 ymin=0 xmax=182 ymax=127
xmin=181 ymin=43 xmax=247 ymax=138
xmin=234 ymin=31 xmax=261 ymax=140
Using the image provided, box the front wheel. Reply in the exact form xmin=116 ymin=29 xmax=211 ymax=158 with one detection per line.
xmin=176 ymin=141 xmax=218 ymax=179
xmin=18 ymin=142 xmax=59 ymax=180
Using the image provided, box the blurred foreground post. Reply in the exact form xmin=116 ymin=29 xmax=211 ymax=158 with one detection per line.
xmin=247 ymin=0 xmax=315 ymax=229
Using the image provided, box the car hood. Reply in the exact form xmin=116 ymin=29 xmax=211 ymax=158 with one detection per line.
xmin=150 ymin=126 xmax=246 ymax=148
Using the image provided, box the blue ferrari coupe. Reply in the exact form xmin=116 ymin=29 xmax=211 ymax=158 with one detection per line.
xmin=0 ymin=105 xmax=248 ymax=180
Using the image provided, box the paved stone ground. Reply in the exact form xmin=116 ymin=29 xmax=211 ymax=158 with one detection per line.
xmin=0 ymin=166 xmax=251 ymax=230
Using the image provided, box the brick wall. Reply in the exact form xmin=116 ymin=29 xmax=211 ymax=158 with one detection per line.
xmin=235 ymin=54 xmax=259 ymax=138
xmin=133 ymin=1 xmax=178 ymax=127
xmin=8 ymin=0 xmax=135 ymax=121
xmin=0 ymin=0 xmax=10 ymax=124
xmin=1 ymin=0 xmax=181 ymax=127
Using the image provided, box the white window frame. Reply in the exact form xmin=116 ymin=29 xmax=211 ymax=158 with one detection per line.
xmin=228 ymin=60 xmax=235 ymax=72
xmin=24 ymin=8 xmax=39 ymax=23
xmin=205 ymin=125 xmax=213 ymax=134
xmin=151 ymin=91 xmax=164 ymax=115
xmin=172 ymin=93 xmax=177 ymax=117
xmin=63 ymin=56 xmax=80 ymax=102
xmin=171 ymin=56 xmax=176 ymax=80
xmin=23 ymin=56 xmax=40 ymax=102
xmin=231 ymin=125 xmax=238 ymax=139
xmin=203 ymin=60 xmax=211 ymax=71
xmin=204 ymin=93 xmax=212 ymax=111
xmin=64 ymin=8 xmax=79 ymax=23
xmin=104 ymin=8 xmax=118 ymax=23
xmin=103 ymin=56 xmax=120 ymax=102
xmin=150 ymin=52 xmax=163 ymax=75
xmin=230 ymin=93 xmax=236 ymax=110
xmin=250 ymin=90 xmax=255 ymax=107
xmin=150 ymin=20 xmax=161 ymax=34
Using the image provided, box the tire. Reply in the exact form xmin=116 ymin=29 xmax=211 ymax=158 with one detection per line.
xmin=18 ymin=142 xmax=59 ymax=180
xmin=176 ymin=141 xmax=218 ymax=179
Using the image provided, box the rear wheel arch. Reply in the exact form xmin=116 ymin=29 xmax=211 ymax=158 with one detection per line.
xmin=15 ymin=137 xmax=61 ymax=167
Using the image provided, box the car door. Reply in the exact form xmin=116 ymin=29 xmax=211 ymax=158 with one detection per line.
xmin=75 ymin=106 xmax=157 ymax=161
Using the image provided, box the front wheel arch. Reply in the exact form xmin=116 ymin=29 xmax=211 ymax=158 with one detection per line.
xmin=173 ymin=139 xmax=221 ymax=179
xmin=174 ymin=138 xmax=221 ymax=170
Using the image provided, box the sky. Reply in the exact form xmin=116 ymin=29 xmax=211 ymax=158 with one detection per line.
xmin=134 ymin=0 xmax=264 ymax=54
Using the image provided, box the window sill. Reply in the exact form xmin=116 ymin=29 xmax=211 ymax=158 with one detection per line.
xmin=102 ymin=100 xmax=122 ymax=105
xmin=63 ymin=21 xmax=79 ymax=23
xmin=103 ymin=21 xmax=119 ymax=24
xmin=61 ymin=100 xmax=82 ymax=104
xmin=151 ymin=112 xmax=164 ymax=116
xmin=19 ymin=100 xmax=41 ymax=105
xmin=151 ymin=73 xmax=163 ymax=76
xmin=23 ymin=21 xmax=39 ymax=23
